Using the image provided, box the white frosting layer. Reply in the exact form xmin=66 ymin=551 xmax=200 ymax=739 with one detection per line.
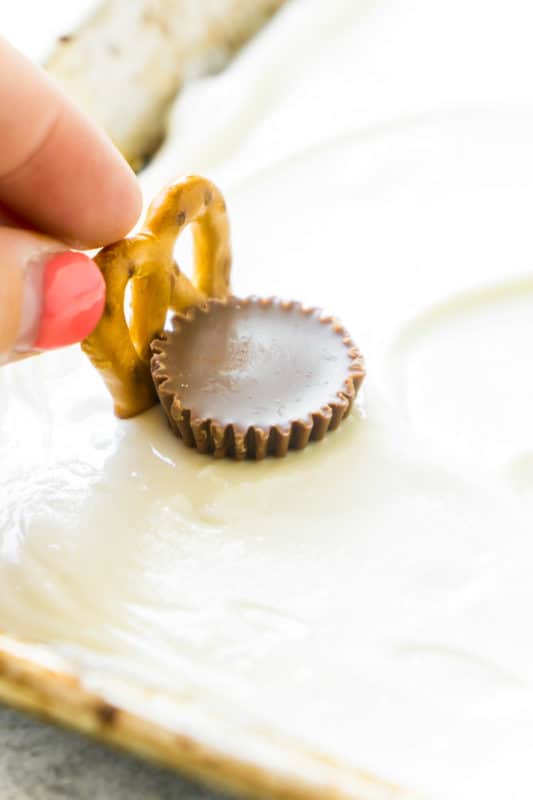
xmin=2 ymin=117 xmax=533 ymax=798
xmin=5 ymin=0 xmax=533 ymax=793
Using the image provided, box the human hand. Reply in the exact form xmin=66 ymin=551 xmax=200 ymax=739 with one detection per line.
xmin=0 ymin=37 xmax=141 ymax=365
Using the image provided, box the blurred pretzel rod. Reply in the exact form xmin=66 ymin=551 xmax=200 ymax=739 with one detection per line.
xmin=46 ymin=0 xmax=288 ymax=170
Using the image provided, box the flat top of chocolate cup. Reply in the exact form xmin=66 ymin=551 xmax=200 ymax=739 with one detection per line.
xmin=152 ymin=297 xmax=362 ymax=430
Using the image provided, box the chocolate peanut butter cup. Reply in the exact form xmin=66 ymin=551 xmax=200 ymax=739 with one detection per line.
xmin=151 ymin=297 xmax=365 ymax=460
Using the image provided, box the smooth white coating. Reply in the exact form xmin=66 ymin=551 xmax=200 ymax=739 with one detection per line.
xmin=2 ymin=118 xmax=533 ymax=798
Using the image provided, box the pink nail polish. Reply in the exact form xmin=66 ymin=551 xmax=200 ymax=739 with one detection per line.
xmin=17 ymin=252 xmax=105 ymax=352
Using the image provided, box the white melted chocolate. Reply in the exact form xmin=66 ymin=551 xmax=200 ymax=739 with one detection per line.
xmin=2 ymin=119 xmax=533 ymax=798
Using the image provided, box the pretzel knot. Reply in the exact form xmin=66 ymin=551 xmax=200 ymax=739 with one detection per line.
xmin=82 ymin=176 xmax=231 ymax=418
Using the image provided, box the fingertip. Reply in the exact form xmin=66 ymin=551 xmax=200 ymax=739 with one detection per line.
xmin=0 ymin=39 xmax=143 ymax=249
xmin=0 ymin=228 xmax=106 ymax=362
xmin=34 ymin=251 xmax=106 ymax=349
xmin=38 ymin=118 xmax=144 ymax=249
xmin=71 ymin=152 xmax=143 ymax=248
xmin=114 ymin=164 xmax=143 ymax=239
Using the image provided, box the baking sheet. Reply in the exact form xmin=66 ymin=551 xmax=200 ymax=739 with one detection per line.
xmin=2 ymin=119 xmax=533 ymax=799
xmin=3 ymin=1 xmax=533 ymax=797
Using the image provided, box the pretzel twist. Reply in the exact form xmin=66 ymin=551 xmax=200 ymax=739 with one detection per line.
xmin=82 ymin=176 xmax=231 ymax=418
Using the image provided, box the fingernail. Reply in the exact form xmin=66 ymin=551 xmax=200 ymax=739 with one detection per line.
xmin=16 ymin=252 xmax=105 ymax=352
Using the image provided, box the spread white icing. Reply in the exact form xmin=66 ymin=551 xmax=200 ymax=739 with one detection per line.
xmin=2 ymin=118 xmax=533 ymax=799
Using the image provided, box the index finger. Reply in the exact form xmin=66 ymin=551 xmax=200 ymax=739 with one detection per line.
xmin=0 ymin=37 xmax=142 ymax=248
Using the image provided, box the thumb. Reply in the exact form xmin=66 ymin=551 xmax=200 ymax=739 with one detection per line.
xmin=0 ymin=227 xmax=105 ymax=365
